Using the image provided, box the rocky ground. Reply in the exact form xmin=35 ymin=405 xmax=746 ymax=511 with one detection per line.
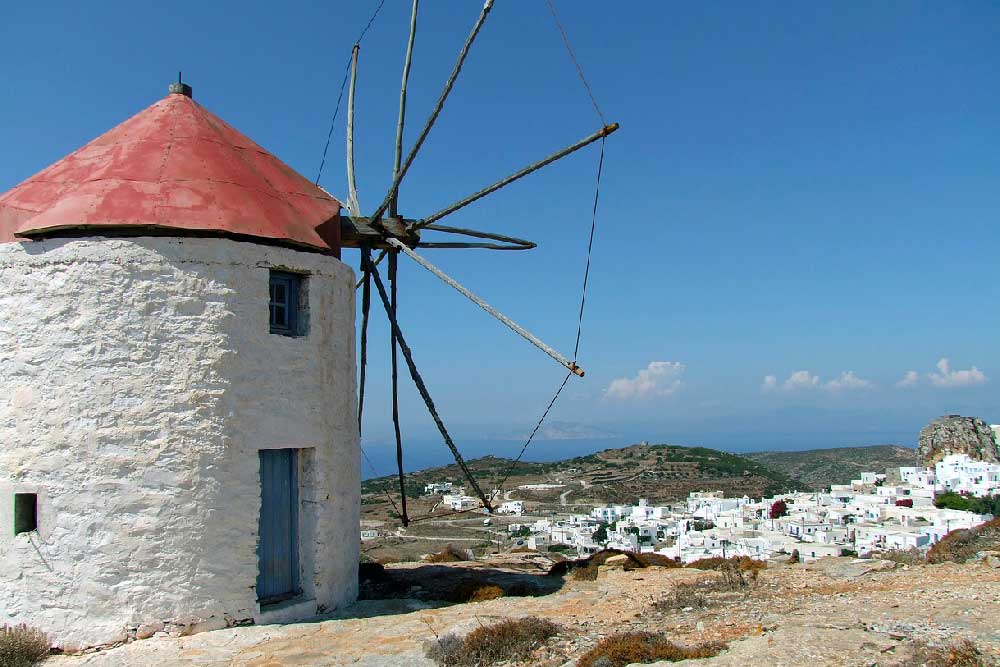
xmin=48 ymin=555 xmax=1000 ymax=667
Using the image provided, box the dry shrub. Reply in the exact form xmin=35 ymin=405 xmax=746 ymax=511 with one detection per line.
xmin=634 ymin=552 xmax=682 ymax=568
xmin=425 ymin=545 xmax=469 ymax=563
xmin=0 ymin=624 xmax=50 ymax=667
xmin=446 ymin=582 xmax=505 ymax=603
xmin=686 ymin=556 xmax=764 ymax=591
xmin=577 ymin=632 xmax=724 ymax=667
xmin=928 ymin=518 xmax=1000 ymax=565
xmin=905 ymin=639 xmax=997 ymax=667
xmin=425 ymin=617 xmax=558 ymax=667
xmin=499 ymin=581 xmax=540 ymax=598
xmin=571 ymin=564 xmax=601 ymax=581
xmin=556 ymin=550 xmax=680 ymax=582
xmin=688 ymin=556 xmax=766 ymax=573
xmin=510 ymin=547 xmax=537 ymax=553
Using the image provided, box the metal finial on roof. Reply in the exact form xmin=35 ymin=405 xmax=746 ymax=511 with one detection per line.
xmin=168 ymin=72 xmax=192 ymax=98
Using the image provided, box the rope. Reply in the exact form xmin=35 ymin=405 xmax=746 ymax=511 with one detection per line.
xmin=494 ymin=371 xmax=573 ymax=496
xmin=573 ymin=137 xmax=605 ymax=360
xmin=359 ymin=248 xmax=404 ymax=514
xmin=405 ymin=504 xmax=491 ymax=525
xmin=545 ymin=0 xmax=606 ymax=126
xmin=492 ymin=113 xmax=607 ymax=499
xmin=315 ymin=0 xmax=389 ymax=185
xmin=361 ymin=445 xmax=402 ymax=515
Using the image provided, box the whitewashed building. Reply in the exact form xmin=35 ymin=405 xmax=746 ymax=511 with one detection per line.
xmin=0 ymin=84 xmax=359 ymax=649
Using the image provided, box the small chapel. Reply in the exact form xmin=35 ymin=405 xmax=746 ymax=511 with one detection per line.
xmin=0 ymin=82 xmax=360 ymax=649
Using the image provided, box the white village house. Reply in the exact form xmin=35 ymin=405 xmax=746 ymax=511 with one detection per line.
xmin=0 ymin=84 xmax=360 ymax=649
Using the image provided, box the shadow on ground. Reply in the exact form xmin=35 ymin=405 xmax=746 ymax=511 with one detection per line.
xmin=358 ymin=562 xmax=566 ymax=607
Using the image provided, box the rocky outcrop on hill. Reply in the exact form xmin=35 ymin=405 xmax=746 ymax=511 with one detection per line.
xmin=917 ymin=415 xmax=999 ymax=465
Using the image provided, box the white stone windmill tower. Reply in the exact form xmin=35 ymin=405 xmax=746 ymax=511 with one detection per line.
xmin=0 ymin=82 xmax=360 ymax=647
xmin=0 ymin=0 xmax=614 ymax=651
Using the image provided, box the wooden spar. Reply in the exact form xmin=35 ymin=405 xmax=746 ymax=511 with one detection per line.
xmin=422 ymin=223 xmax=535 ymax=249
xmin=386 ymin=237 xmax=585 ymax=377
xmin=346 ymin=45 xmax=362 ymax=217
xmin=363 ymin=253 xmax=494 ymax=511
xmin=364 ymin=0 xmax=495 ymax=230
xmin=390 ymin=0 xmax=419 ymax=219
xmin=340 ymin=217 xmax=537 ymax=251
xmin=355 ymin=249 xmax=387 ymax=289
xmin=342 ymin=215 xmax=418 ymax=249
xmin=357 ymin=246 xmax=372 ymax=432
xmin=409 ymin=122 xmax=618 ymax=232
xmin=353 ymin=223 xmax=534 ymax=288
xmin=389 ymin=251 xmax=409 ymax=526
xmin=417 ymin=242 xmax=530 ymax=250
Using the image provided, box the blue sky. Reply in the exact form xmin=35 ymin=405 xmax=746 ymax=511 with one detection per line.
xmin=2 ymin=2 xmax=998 ymax=472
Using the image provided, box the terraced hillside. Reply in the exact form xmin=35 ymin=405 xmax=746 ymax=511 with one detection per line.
xmin=744 ymin=444 xmax=917 ymax=491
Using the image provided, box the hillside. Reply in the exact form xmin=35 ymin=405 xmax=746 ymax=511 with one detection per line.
xmin=362 ymin=443 xmax=798 ymax=506
xmin=744 ymin=444 xmax=917 ymax=491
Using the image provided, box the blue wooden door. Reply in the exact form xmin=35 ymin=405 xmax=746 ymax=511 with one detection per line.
xmin=257 ymin=449 xmax=300 ymax=604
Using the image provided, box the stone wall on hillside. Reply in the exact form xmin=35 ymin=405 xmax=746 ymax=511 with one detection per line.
xmin=917 ymin=415 xmax=1000 ymax=466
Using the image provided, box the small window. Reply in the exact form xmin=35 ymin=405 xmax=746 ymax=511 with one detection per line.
xmin=269 ymin=271 xmax=306 ymax=336
xmin=14 ymin=493 xmax=37 ymax=535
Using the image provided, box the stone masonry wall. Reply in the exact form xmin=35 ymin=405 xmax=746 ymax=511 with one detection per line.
xmin=0 ymin=237 xmax=359 ymax=649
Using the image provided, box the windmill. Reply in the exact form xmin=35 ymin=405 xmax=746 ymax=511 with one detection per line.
xmin=335 ymin=0 xmax=617 ymax=526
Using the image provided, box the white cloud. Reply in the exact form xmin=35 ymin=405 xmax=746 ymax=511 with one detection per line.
xmin=786 ymin=370 xmax=821 ymax=391
xmin=762 ymin=370 xmax=819 ymax=392
xmin=927 ymin=358 xmax=988 ymax=388
xmin=605 ymin=361 xmax=685 ymax=400
xmin=825 ymin=371 xmax=873 ymax=392
xmin=763 ymin=369 xmax=872 ymax=393
xmin=895 ymin=370 xmax=919 ymax=388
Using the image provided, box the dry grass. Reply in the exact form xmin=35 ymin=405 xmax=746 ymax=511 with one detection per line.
xmin=425 ymin=617 xmax=558 ymax=666
xmin=654 ymin=576 xmax=741 ymax=611
xmin=0 ymin=624 xmax=50 ymax=667
xmin=577 ymin=632 xmax=725 ymax=667
xmin=902 ymin=639 xmax=998 ymax=667
xmin=425 ymin=545 xmax=469 ymax=563
xmin=688 ymin=556 xmax=767 ymax=573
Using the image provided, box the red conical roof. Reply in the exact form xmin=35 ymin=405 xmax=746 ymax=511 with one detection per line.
xmin=0 ymin=90 xmax=341 ymax=254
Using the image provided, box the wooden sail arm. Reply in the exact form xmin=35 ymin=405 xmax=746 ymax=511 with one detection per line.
xmin=386 ymin=237 xmax=584 ymax=377
xmin=364 ymin=0 xmax=495 ymax=231
xmin=345 ymin=45 xmax=363 ymax=217
xmin=341 ymin=217 xmax=537 ymax=251
xmin=408 ymin=122 xmax=618 ymax=232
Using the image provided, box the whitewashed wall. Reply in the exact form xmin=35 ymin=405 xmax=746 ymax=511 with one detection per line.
xmin=0 ymin=237 xmax=359 ymax=650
